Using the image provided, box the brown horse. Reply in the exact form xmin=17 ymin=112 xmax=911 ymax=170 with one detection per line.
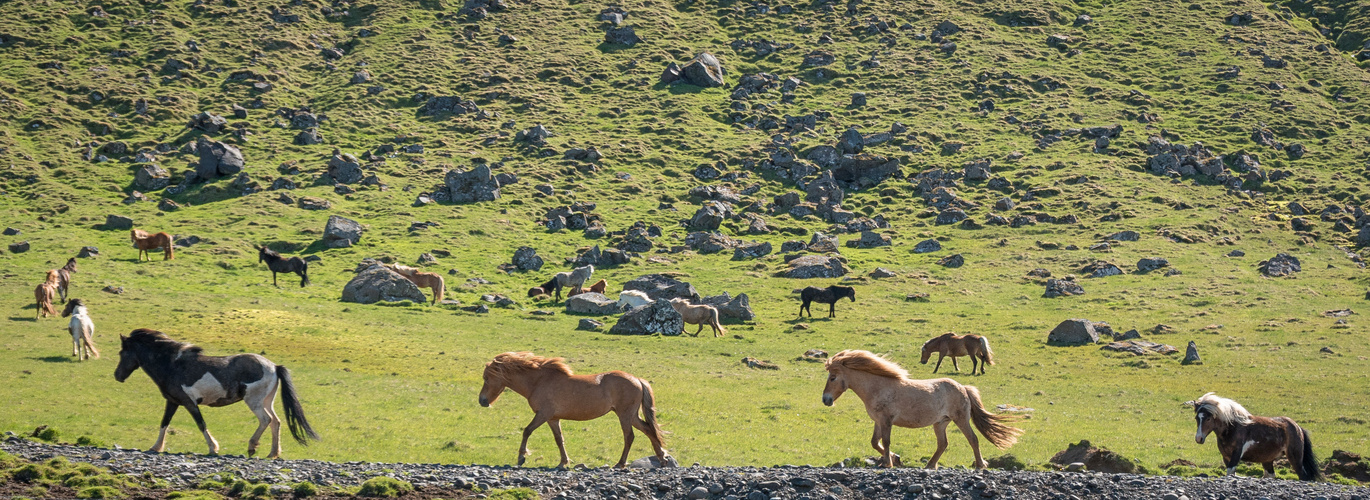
xmin=586 ymin=279 xmax=607 ymax=294
xmin=822 ymin=350 xmax=1022 ymax=469
xmin=669 ymin=298 xmax=726 ymax=337
xmin=56 ymin=258 xmax=77 ymax=304
xmin=386 ymin=264 xmax=445 ymax=305
xmin=35 ymin=270 xmax=60 ymax=319
xmin=478 ymin=352 xmax=671 ymax=469
xmin=920 ymin=333 xmax=995 ymax=375
xmin=1189 ymin=392 xmax=1320 ymax=480
xmin=131 ymin=229 xmax=174 ymax=261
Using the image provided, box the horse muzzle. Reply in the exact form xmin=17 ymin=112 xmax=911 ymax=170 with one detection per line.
xmin=822 ymin=394 xmax=834 ymax=407
xmin=478 ymin=397 xmax=490 ymax=408
xmin=1195 ymin=435 xmax=1205 ymax=445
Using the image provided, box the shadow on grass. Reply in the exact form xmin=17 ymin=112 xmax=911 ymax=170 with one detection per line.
xmin=30 ymin=356 xmax=75 ymax=363
xmin=9 ymin=316 xmax=39 ymax=322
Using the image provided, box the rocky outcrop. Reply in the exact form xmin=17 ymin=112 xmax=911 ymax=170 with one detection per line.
xmin=623 ymin=274 xmax=699 ymax=302
xmin=195 ymin=137 xmax=245 ymax=180
xmin=565 ymin=293 xmax=623 ymax=315
xmin=441 ymin=165 xmax=502 ymax=203
xmin=785 ymin=255 xmax=848 ymax=279
xmin=700 ymin=292 xmax=754 ymax=321
xmin=323 ymin=215 xmax=363 ymax=248
xmin=342 ymin=263 xmax=427 ymax=304
xmin=610 ymin=299 xmax=684 ymax=335
xmin=1049 ymin=319 xmax=1099 ymax=345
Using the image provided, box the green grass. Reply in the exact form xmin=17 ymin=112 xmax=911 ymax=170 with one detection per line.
xmin=0 ymin=0 xmax=1369 ymax=481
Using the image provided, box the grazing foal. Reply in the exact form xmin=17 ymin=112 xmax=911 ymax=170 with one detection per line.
xmin=258 ymin=246 xmax=310 ymax=288
xmin=1190 ymin=392 xmax=1319 ymax=480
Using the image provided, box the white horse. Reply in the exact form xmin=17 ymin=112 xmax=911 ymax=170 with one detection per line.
xmin=559 ymin=264 xmax=594 ymax=290
xmin=61 ymin=299 xmax=99 ymax=360
xmin=618 ymin=290 xmax=653 ymax=310
xmin=669 ymin=298 xmax=726 ymax=337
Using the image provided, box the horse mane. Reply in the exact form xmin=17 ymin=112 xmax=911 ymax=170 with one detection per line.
xmin=43 ymin=270 xmax=61 ymax=284
xmin=126 ymin=328 xmax=202 ymax=356
xmin=485 ymin=352 xmax=574 ymax=379
xmin=1194 ymin=392 xmax=1253 ymax=426
xmin=921 ymin=333 xmax=954 ymax=349
xmin=827 ymin=349 xmax=908 ymax=379
xmin=260 ymin=246 xmax=281 ymax=258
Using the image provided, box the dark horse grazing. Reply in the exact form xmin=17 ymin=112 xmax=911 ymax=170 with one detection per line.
xmin=536 ymin=275 xmax=564 ymax=301
xmin=114 ymin=329 xmax=319 ymax=458
xmin=1189 ymin=392 xmax=1319 ymax=480
xmin=258 ymin=246 xmax=310 ymax=287
xmin=799 ymin=285 xmax=856 ymax=318
xmin=920 ymin=333 xmax=995 ymax=375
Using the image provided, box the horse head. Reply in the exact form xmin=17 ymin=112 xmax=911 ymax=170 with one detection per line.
xmin=113 ymin=334 xmax=141 ymax=383
xmin=1192 ymin=402 xmax=1219 ymax=444
xmin=478 ymin=362 xmax=505 ymax=407
xmin=918 ymin=339 xmax=935 ymax=364
xmin=843 ymin=286 xmax=856 ymax=302
xmin=821 ymin=361 xmax=849 ymax=406
xmin=61 ymin=298 xmax=83 ymax=318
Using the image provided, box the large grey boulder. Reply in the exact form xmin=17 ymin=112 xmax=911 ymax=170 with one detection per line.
xmin=195 ymin=137 xmax=245 ymax=179
xmin=610 ymin=299 xmax=684 ymax=335
xmin=833 ymin=154 xmax=900 ymax=187
xmin=679 ymin=52 xmax=725 ymax=87
xmin=323 ymin=215 xmax=363 ymax=248
xmin=134 ymin=165 xmax=171 ymax=191
xmin=623 ymin=274 xmax=699 ymax=302
xmin=512 ymin=246 xmax=544 ymax=271
xmin=104 ymin=214 xmax=134 ymax=230
xmin=444 ymin=165 xmax=502 ymax=203
xmin=566 ymin=292 xmax=623 ymax=315
xmin=1259 ymin=253 xmax=1301 ymax=277
xmin=342 ymin=263 xmax=427 ymax=304
xmin=688 ymin=202 xmax=732 ymax=231
xmin=328 ymin=153 xmax=364 ymax=184
xmin=700 ymin=292 xmax=754 ymax=321
xmin=1049 ymin=319 xmax=1099 ymax=345
xmin=1044 ymin=278 xmax=1084 ymax=297
xmin=785 ymin=255 xmax=848 ymax=278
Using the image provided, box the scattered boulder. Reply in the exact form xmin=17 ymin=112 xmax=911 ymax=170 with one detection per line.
xmin=610 ymin=299 xmax=684 ymax=335
xmin=678 ymin=52 xmax=725 ymax=87
xmin=808 ymin=232 xmax=840 ymax=253
xmin=298 ymin=197 xmax=332 ymax=210
xmin=685 ymin=231 xmax=739 ymax=254
xmin=566 ymin=293 xmax=623 ymax=315
xmin=1083 ymin=261 xmax=1123 ymax=278
xmin=187 ymin=112 xmax=228 ymax=133
xmin=869 ymin=267 xmax=897 ymax=278
xmin=1044 ymin=279 xmax=1084 ymax=298
xmin=1258 ymin=253 xmax=1301 ymax=277
xmin=577 ymin=318 xmax=604 ymax=331
xmin=1049 ymin=319 xmax=1099 ymax=344
xmin=846 ymin=231 xmax=890 ymax=249
xmin=195 ymin=137 xmax=245 ymax=179
xmin=327 ymin=153 xmax=364 ymax=184
xmin=78 ymin=246 xmax=99 ymax=258
xmin=731 ymin=241 xmax=772 ymax=260
xmin=8 ymin=241 xmax=30 ymax=253
xmin=1049 ymin=440 xmax=1143 ymax=474
xmin=742 ymin=357 xmax=779 ymax=370
xmin=1136 ymin=257 xmax=1170 ymax=272
xmin=785 ymin=255 xmax=848 ymax=279
xmin=1106 ymin=230 xmax=1139 ymax=242
xmin=687 ymin=202 xmax=731 ymax=231
xmin=913 ymin=239 xmax=942 ymax=253
xmin=937 ymin=254 xmax=965 ymax=268
xmin=134 ymin=165 xmax=171 ymax=191
xmin=1101 ymin=340 xmax=1178 ymax=356
xmin=443 ymin=165 xmax=502 ymax=203
xmin=322 ymin=215 xmax=363 ymax=248
xmin=623 ymin=274 xmax=699 ymax=302
xmin=342 ymin=262 xmax=428 ymax=304
xmin=604 ymin=25 xmax=642 ymax=46
xmin=700 ymin=292 xmax=754 ymax=321
xmin=1183 ymin=341 xmax=1201 ymax=364
xmin=1 ymin=228 xmax=18 ymax=236
xmin=103 ymin=214 xmax=134 ymax=230
xmin=511 ymin=246 xmax=544 ymax=271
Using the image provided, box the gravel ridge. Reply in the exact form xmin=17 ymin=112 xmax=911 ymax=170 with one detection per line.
xmin=4 ymin=438 xmax=1369 ymax=500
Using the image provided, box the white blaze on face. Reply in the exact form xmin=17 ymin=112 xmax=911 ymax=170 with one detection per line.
xmin=1195 ymin=413 xmax=1206 ymax=443
xmin=182 ymin=373 xmax=228 ymax=405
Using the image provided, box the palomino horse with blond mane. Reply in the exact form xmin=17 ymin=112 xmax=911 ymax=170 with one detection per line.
xmin=1188 ymin=392 xmax=1320 ymax=480
xmin=131 ymin=229 xmax=174 ymax=261
xmin=478 ymin=352 xmax=672 ymax=469
xmin=822 ymin=349 xmax=1022 ymax=468
xmin=385 ymin=264 xmax=445 ymax=305
xmin=920 ymin=333 xmax=995 ymax=375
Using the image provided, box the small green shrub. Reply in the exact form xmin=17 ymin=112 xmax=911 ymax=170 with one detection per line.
xmin=167 ymin=490 xmax=226 ymax=500
xmin=11 ymin=464 xmax=56 ymax=483
xmin=35 ymin=428 xmax=61 ymax=442
xmin=356 ymin=477 xmax=414 ymax=498
xmin=228 ymin=479 xmax=251 ymax=496
xmin=247 ymin=483 xmax=272 ymax=498
xmin=75 ymin=436 xmax=104 ymax=447
xmin=76 ymin=486 xmax=123 ymax=499
xmin=487 ymin=487 xmax=539 ymax=500
xmin=292 ymin=482 xmax=319 ymax=497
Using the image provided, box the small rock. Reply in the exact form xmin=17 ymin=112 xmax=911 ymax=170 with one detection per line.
xmin=1182 ymin=341 xmax=1201 ymax=364
xmin=78 ymin=246 xmax=100 ymax=258
xmin=8 ymin=241 xmax=30 ymax=253
xmin=577 ymin=318 xmax=604 ymax=331
xmin=913 ymin=239 xmax=942 ymax=254
xmin=869 ymin=267 xmax=897 ymax=278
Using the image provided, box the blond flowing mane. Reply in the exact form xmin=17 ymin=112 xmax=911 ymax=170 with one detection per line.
xmin=485 ymin=352 xmax=574 ymax=380
xmin=1193 ymin=392 xmax=1253 ymax=425
xmin=826 ymin=349 xmax=909 ymax=379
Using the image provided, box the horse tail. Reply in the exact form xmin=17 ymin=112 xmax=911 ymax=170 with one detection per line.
xmin=980 ymin=336 xmax=995 ymax=365
xmin=164 ymin=236 xmax=175 ymax=260
xmin=275 ymin=365 xmax=320 ymax=445
xmin=300 ymin=260 xmax=310 ymax=287
xmin=965 ymin=384 xmax=1022 ymax=449
xmin=1290 ymin=421 xmax=1320 ymax=481
xmin=713 ymin=309 xmax=726 ymax=334
xmin=432 ymin=275 xmax=445 ymax=304
xmin=639 ymin=379 xmax=666 ymax=446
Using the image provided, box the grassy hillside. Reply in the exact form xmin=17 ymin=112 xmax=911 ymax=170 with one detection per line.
xmin=2 ymin=0 xmax=1369 ymax=476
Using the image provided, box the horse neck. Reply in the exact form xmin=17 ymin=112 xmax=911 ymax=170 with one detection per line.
xmin=133 ymin=348 xmax=181 ymax=385
xmin=841 ymin=368 xmax=897 ymax=401
xmin=503 ymin=368 xmax=562 ymax=398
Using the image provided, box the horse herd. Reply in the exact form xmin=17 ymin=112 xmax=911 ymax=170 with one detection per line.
xmin=21 ymin=233 xmax=1325 ymax=480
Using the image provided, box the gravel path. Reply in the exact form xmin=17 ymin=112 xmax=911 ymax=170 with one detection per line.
xmin=4 ymin=438 xmax=1368 ymax=500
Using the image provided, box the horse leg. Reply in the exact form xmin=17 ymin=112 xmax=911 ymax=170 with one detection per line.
xmin=1262 ymin=462 xmax=1276 ymax=478
xmin=150 ymin=401 xmax=178 ymax=453
xmin=951 ymin=356 xmax=960 ymax=372
xmin=517 ymin=414 xmax=550 ymax=466
xmin=693 ymin=322 xmax=704 ymax=337
xmin=933 ymin=354 xmax=945 ymax=373
xmin=629 ymin=416 xmax=668 ymax=463
xmin=72 ymin=330 xmax=80 ymax=357
xmin=247 ymin=397 xmax=271 ymax=458
xmin=184 ymin=405 xmax=220 ymax=455
xmin=547 ymin=419 xmax=570 ymax=469
xmin=829 ymin=302 xmax=836 ymax=318
xmin=614 ymin=412 xmax=636 ymax=468
xmin=926 ymin=421 xmax=950 ymax=469
xmin=953 ymin=415 xmax=986 ymax=469
xmin=869 ymin=424 xmax=888 ymax=466
xmin=247 ymin=380 xmax=280 ymax=458
xmin=272 ymin=271 xmax=279 ymax=287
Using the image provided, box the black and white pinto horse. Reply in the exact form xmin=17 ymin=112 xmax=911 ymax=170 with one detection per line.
xmin=114 ymin=329 xmax=319 ymax=458
xmin=1190 ymin=392 xmax=1319 ymax=480
xmin=798 ymin=285 xmax=856 ymax=318
xmin=258 ymin=246 xmax=310 ymax=288
xmin=62 ymin=299 xmax=99 ymax=360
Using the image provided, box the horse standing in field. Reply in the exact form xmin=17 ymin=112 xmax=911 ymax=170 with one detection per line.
xmin=1189 ymin=392 xmax=1320 ymax=480
xmin=55 ymin=258 xmax=77 ymax=304
xmin=822 ymin=350 xmax=1022 ymax=469
xmin=258 ymin=246 xmax=310 ymax=288
xmin=34 ymin=270 xmax=60 ymax=320
xmin=669 ymin=298 xmax=726 ymax=337
xmin=386 ymin=264 xmax=445 ymax=305
xmin=798 ymin=285 xmax=856 ymax=318
xmin=537 ymin=274 xmax=565 ymax=301
xmin=62 ymin=298 xmax=99 ymax=360
xmin=920 ymin=333 xmax=995 ymax=375
xmin=131 ymin=229 xmax=174 ymax=261
xmin=478 ymin=352 xmax=672 ymax=469
xmin=113 ymin=329 xmax=319 ymax=458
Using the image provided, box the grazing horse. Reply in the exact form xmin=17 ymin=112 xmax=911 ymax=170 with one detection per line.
xmin=822 ymin=350 xmax=1022 ymax=469
xmin=527 ymin=286 xmax=547 ymax=298
xmin=920 ymin=333 xmax=995 ymax=375
xmin=258 ymin=246 xmax=310 ymax=288
xmin=799 ymin=285 xmax=856 ymax=318
xmin=558 ymin=265 xmax=594 ymax=290
xmin=34 ymin=270 xmax=60 ymax=320
xmin=669 ymin=298 xmax=726 ymax=337
xmin=55 ymin=258 xmax=77 ymax=304
xmin=617 ymin=290 xmax=653 ymax=310
xmin=386 ymin=264 xmax=446 ymax=305
xmin=62 ymin=299 xmax=99 ymax=360
xmin=113 ymin=329 xmax=319 ymax=458
xmin=539 ymin=275 xmax=565 ymax=301
xmin=131 ymin=229 xmax=174 ymax=261
xmin=1189 ymin=392 xmax=1320 ymax=480
xmin=478 ymin=352 xmax=671 ymax=469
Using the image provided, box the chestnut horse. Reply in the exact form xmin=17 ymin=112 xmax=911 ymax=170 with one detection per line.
xmin=478 ymin=352 xmax=671 ymax=469
xmin=34 ymin=270 xmax=60 ymax=319
xmin=822 ymin=350 xmax=1022 ymax=468
xmin=567 ymin=280 xmax=608 ymax=298
xmin=1189 ymin=392 xmax=1319 ymax=480
xmin=385 ymin=264 xmax=445 ymax=305
xmin=920 ymin=333 xmax=994 ymax=375
xmin=131 ymin=229 xmax=174 ymax=261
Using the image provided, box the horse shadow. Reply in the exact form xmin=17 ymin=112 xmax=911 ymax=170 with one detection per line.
xmin=9 ymin=316 xmax=38 ymax=322
xmin=30 ymin=356 xmax=76 ymax=363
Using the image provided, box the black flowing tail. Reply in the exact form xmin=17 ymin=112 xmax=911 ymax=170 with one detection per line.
xmin=1296 ymin=426 xmax=1320 ymax=481
xmin=299 ymin=262 xmax=310 ymax=288
xmin=276 ymin=365 xmax=320 ymax=445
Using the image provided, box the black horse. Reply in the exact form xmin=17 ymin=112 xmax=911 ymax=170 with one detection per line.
xmin=259 ymin=246 xmax=310 ymax=287
xmin=538 ymin=275 xmax=564 ymax=301
xmin=799 ymin=285 xmax=856 ymax=318
xmin=114 ymin=329 xmax=319 ymax=458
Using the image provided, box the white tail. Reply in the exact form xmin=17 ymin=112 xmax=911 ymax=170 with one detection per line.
xmin=980 ymin=337 xmax=994 ymax=365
